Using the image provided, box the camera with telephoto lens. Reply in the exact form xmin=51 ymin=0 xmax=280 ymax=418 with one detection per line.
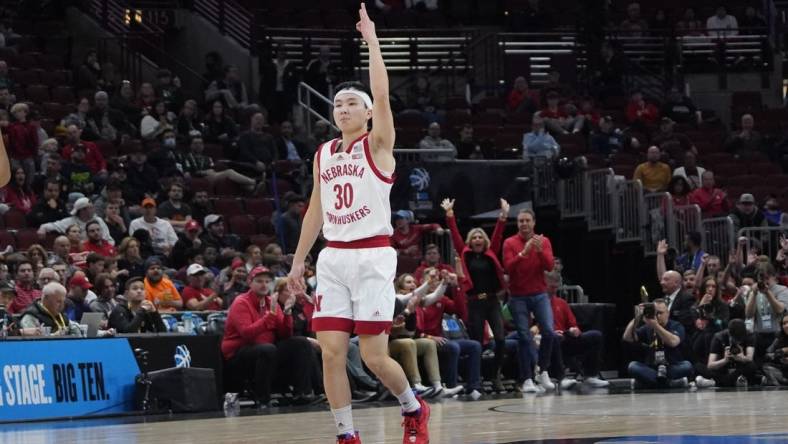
xmin=642 ymin=303 xmax=656 ymax=319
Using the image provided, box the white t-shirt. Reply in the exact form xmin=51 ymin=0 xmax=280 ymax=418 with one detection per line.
xmin=129 ymin=217 xmax=178 ymax=253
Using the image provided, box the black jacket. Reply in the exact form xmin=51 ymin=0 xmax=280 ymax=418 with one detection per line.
xmin=109 ymin=301 xmax=166 ymax=333
xmin=27 ymin=199 xmax=69 ymax=227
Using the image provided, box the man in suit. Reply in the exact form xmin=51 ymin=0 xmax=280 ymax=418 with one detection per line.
xmin=659 ymin=270 xmax=696 ymax=335
xmin=275 ymin=121 xmax=311 ymax=162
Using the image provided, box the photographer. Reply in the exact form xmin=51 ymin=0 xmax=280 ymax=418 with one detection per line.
xmin=691 ymin=277 xmax=730 ymax=388
xmin=763 ymin=313 xmax=788 ymax=385
xmin=623 ymin=298 xmax=693 ymax=388
xmin=744 ymin=264 xmax=788 ymax=358
xmin=707 ymin=319 xmax=760 ymax=387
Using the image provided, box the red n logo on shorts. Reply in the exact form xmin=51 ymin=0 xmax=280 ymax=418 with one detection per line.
xmin=315 ymin=294 xmax=323 ymax=312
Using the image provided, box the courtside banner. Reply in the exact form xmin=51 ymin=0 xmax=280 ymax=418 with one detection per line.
xmin=0 ymin=339 xmax=140 ymax=421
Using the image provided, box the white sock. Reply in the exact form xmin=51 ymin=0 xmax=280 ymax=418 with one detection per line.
xmin=396 ymin=388 xmax=420 ymax=413
xmin=331 ymin=405 xmax=354 ymax=436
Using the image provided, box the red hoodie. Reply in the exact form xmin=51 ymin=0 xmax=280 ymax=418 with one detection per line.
xmin=221 ymin=290 xmax=293 ymax=360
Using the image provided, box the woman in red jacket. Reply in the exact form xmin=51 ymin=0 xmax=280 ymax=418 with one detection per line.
xmin=222 ymin=266 xmax=319 ymax=407
xmin=2 ymin=164 xmax=36 ymax=214
xmin=441 ymin=197 xmax=509 ymax=392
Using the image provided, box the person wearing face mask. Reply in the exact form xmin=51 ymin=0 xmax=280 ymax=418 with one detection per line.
xmin=442 ymin=197 xmax=509 ymax=394
xmin=145 ymin=129 xmax=181 ymax=178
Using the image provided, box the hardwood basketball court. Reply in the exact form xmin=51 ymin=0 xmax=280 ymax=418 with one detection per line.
xmin=3 ymin=388 xmax=788 ymax=443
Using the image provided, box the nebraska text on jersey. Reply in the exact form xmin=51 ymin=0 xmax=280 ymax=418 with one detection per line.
xmin=320 ymin=164 xmax=366 ymax=184
xmin=315 ymin=133 xmax=394 ymax=242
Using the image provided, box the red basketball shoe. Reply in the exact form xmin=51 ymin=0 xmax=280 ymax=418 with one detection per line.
xmin=336 ymin=431 xmax=361 ymax=444
xmin=401 ymin=396 xmax=430 ymax=444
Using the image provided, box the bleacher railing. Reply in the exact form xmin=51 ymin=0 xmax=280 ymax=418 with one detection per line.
xmin=558 ymin=173 xmax=586 ymax=220
xmin=673 ymin=205 xmax=703 ymax=255
xmin=585 ymin=169 xmax=616 ymax=231
xmin=644 ymin=193 xmax=675 ymax=257
xmin=739 ymin=226 xmax=788 ymax=263
xmin=296 ymin=81 xmax=337 ymax=137
xmin=702 ymin=217 xmax=737 ymax=267
xmin=613 ymin=179 xmax=645 ymax=243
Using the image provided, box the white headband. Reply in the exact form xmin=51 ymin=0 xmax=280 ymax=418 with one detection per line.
xmin=334 ymin=88 xmax=373 ymax=109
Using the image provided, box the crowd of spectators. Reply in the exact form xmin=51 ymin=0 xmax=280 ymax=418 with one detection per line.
xmin=0 ymin=1 xmax=786 ymax=418
xmin=622 ymin=236 xmax=788 ymax=389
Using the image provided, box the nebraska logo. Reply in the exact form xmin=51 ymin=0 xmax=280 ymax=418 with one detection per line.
xmin=315 ymin=294 xmax=323 ymax=312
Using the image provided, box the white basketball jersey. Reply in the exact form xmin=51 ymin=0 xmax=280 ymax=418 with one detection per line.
xmin=316 ymin=133 xmax=394 ymax=242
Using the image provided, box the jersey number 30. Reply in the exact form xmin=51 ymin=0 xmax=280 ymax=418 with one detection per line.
xmin=333 ymin=183 xmax=354 ymax=210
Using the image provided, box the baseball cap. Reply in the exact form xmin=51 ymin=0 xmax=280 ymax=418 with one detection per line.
xmin=660 ymin=117 xmax=674 ymax=125
xmin=204 ymin=214 xmax=223 ymax=227
xmin=71 ymin=197 xmax=92 ymax=215
xmin=185 ymin=220 xmax=201 ymax=232
xmin=247 ymin=266 xmax=273 ymax=284
xmin=739 ymin=193 xmax=755 ymax=204
xmin=187 ymin=263 xmax=207 ymax=276
xmin=142 ymin=197 xmax=157 ymax=208
xmin=144 ymin=256 xmax=163 ymax=270
xmin=231 ymin=257 xmax=245 ymax=270
xmin=392 ymin=210 xmax=413 ymax=222
xmin=69 ymin=275 xmax=93 ymax=290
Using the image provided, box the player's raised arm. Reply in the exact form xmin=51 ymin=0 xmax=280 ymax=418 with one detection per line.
xmin=0 ymin=128 xmax=10 ymax=187
xmin=357 ymin=3 xmax=395 ymax=154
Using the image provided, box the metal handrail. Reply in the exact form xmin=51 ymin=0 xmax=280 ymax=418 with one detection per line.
xmin=297 ymin=82 xmax=337 ymax=136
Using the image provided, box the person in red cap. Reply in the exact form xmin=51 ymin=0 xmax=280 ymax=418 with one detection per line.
xmin=222 ymin=265 xmax=319 ymax=407
xmin=183 ymin=264 xmax=222 ymax=311
xmin=64 ymin=272 xmax=93 ymax=321
xmin=288 ymin=6 xmax=430 ymax=443
xmin=220 ymin=257 xmax=248 ymax=307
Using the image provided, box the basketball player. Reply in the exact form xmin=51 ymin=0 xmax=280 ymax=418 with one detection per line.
xmin=287 ymin=4 xmax=430 ymax=444
xmin=0 ymin=127 xmax=11 ymax=187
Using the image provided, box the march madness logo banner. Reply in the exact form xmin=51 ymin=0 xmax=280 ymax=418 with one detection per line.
xmin=0 ymin=339 xmax=140 ymax=421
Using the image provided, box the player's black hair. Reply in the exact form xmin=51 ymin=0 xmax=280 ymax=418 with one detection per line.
xmin=334 ymin=81 xmax=370 ymax=97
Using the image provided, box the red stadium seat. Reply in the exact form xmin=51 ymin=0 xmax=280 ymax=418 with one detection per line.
xmin=51 ymin=86 xmax=75 ymax=104
xmin=16 ymin=229 xmax=40 ymax=250
xmin=3 ymin=209 xmax=27 ymax=229
xmin=244 ymin=198 xmax=274 ymax=217
xmin=213 ymin=177 xmax=243 ymax=196
xmin=19 ymin=68 xmax=42 ymax=85
xmin=228 ymin=215 xmax=257 ymax=236
xmin=24 ymin=84 xmax=50 ymax=103
xmin=748 ymin=162 xmax=781 ymax=176
xmin=258 ymin=218 xmax=276 ymax=235
xmin=213 ymin=198 xmax=244 ymax=216
xmin=188 ymin=177 xmax=213 ymax=194
xmin=250 ymin=234 xmax=274 ymax=249
xmin=0 ymin=231 xmax=16 ymax=250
